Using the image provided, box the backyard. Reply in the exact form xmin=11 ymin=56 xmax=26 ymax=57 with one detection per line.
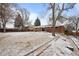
xmin=0 ymin=32 xmax=79 ymax=56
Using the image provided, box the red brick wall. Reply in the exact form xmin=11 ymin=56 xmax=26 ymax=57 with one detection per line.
xmin=55 ymin=26 xmax=65 ymax=33
xmin=34 ymin=28 xmax=42 ymax=32
xmin=44 ymin=27 xmax=53 ymax=32
xmin=0 ymin=26 xmax=65 ymax=33
xmin=44 ymin=26 xmax=65 ymax=33
xmin=65 ymin=31 xmax=79 ymax=36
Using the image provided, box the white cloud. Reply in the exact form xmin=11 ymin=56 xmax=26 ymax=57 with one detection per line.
xmin=6 ymin=11 xmax=50 ymax=28
xmin=29 ymin=12 xmax=38 ymax=25
xmin=6 ymin=23 xmax=14 ymax=28
xmin=40 ymin=18 xmax=48 ymax=25
xmin=29 ymin=12 xmax=49 ymax=25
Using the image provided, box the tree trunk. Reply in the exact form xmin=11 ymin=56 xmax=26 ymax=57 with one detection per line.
xmin=75 ymin=22 xmax=78 ymax=38
xmin=52 ymin=3 xmax=55 ymax=36
xmin=3 ymin=20 xmax=6 ymax=32
xmin=0 ymin=23 xmax=1 ymax=28
xmin=3 ymin=24 xmax=6 ymax=32
xmin=52 ymin=21 xmax=56 ymax=36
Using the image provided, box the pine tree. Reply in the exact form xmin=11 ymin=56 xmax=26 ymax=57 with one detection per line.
xmin=34 ymin=17 xmax=41 ymax=26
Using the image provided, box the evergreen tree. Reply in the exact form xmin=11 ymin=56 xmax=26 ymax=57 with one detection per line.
xmin=34 ymin=17 xmax=41 ymax=26
xmin=14 ymin=14 xmax=24 ymax=29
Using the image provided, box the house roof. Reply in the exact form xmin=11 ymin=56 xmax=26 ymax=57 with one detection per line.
xmin=56 ymin=20 xmax=72 ymax=27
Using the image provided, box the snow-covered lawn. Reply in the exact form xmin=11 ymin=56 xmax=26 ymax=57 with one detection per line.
xmin=0 ymin=32 xmax=79 ymax=56
xmin=77 ymin=36 xmax=79 ymax=40
xmin=40 ymin=34 xmax=79 ymax=56
xmin=0 ymin=32 xmax=53 ymax=56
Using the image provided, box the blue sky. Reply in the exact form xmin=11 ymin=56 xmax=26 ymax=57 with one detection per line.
xmin=17 ymin=3 xmax=49 ymax=25
xmin=17 ymin=3 xmax=79 ymax=25
xmin=17 ymin=3 xmax=79 ymax=16
xmin=65 ymin=4 xmax=79 ymax=16
xmin=18 ymin=3 xmax=48 ymax=16
xmin=6 ymin=3 xmax=79 ymax=28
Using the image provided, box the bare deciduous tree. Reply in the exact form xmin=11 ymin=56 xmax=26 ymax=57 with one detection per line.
xmin=49 ymin=3 xmax=76 ymax=36
xmin=74 ymin=17 xmax=79 ymax=37
xmin=69 ymin=16 xmax=79 ymax=37
xmin=0 ymin=3 xmax=16 ymax=32
xmin=16 ymin=8 xmax=30 ymax=27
